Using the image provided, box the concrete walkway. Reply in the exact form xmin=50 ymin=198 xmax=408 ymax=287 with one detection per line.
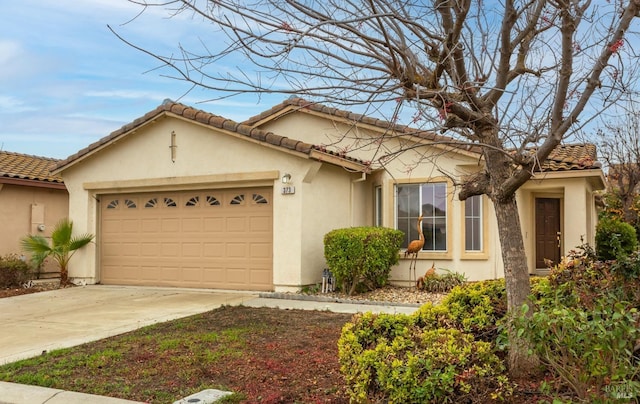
xmin=0 ymin=285 xmax=418 ymax=404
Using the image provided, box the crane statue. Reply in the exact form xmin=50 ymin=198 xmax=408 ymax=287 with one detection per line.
xmin=404 ymin=214 xmax=424 ymax=285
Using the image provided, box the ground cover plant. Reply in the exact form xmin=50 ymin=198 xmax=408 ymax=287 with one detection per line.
xmin=0 ymin=306 xmax=353 ymax=403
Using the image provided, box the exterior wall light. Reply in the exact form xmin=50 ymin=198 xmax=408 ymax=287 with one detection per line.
xmin=281 ymin=173 xmax=292 ymax=184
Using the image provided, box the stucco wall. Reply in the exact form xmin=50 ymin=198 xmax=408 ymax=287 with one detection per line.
xmin=256 ymin=110 xmax=604 ymax=284
xmin=60 ymin=115 xmax=356 ymax=289
xmin=0 ymin=183 xmax=68 ymax=276
xmin=61 ymin=107 xmax=604 ymax=289
xmin=519 ymin=174 xmax=600 ymax=272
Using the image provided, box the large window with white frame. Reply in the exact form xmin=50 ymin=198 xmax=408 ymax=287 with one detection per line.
xmin=464 ymin=195 xmax=483 ymax=252
xmin=396 ymin=182 xmax=447 ymax=251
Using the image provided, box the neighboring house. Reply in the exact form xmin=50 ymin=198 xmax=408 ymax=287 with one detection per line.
xmin=53 ymin=99 xmax=605 ymax=291
xmin=0 ymin=151 xmax=69 ymax=278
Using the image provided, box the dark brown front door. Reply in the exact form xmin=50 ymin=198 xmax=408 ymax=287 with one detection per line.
xmin=535 ymin=198 xmax=561 ymax=268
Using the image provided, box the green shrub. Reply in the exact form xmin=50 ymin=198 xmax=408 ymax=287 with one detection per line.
xmin=324 ymin=227 xmax=404 ymax=295
xmin=513 ymin=248 xmax=640 ymax=401
xmin=514 ymin=294 xmax=640 ymax=401
xmin=595 ymin=217 xmax=638 ymax=260
xmin=338 ymin=312 xmax=511 ymax=403
xmin=547 ymin=246 xmax=640 ymax=309
xmin=441 ymin=279 xmax=507 ymax=341
xmin=416 ymin=269 xmax=467 ymax=293
xmin=0 ymin=254 xmax=32 ymax=288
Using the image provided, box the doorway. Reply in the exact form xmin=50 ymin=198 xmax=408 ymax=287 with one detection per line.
xmin=535 ymin=197 xmax=562 ymax=269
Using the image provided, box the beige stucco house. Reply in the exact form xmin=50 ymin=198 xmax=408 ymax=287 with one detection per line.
xmin=53 ymin=99 xmax=605 ymax=291
xmin=0 ymin=151 xmax=69 ymax=277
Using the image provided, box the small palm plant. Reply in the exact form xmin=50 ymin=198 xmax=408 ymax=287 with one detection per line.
xmin=21 ymin=218 xmax=94 ymax=286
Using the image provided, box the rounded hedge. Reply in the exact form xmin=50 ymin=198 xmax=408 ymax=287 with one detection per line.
xmin=595 ymin=217 xmax=638 ymax=260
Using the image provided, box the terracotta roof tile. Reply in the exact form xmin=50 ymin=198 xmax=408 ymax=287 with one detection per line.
xmin=0 ymin=151 xmax=63 ymax=183
xmin=54 ymin=100 xmax=369 ymax=173
xmin=243 ymin=97 xmax=482 ymax=153
xmin=245 ymin=98 xmax=603 ymax=173
xmin=538 ymin=144 xmax=601 ymax=171
xmin=53 ymin=98 xmax=601 ymax=176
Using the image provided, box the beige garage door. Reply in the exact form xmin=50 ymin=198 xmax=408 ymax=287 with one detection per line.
xmin=100 ymin=187 xmax=273 ymax=291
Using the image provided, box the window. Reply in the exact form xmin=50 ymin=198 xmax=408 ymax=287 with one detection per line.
xmin=230 ymin=194 xmax=245 ymax=205
xmin=374 ymin=185 xmax=382 ymax=226
xmin=252 ymin=194 xmax=268 ymax=204
xmin=206 ymin=196 xmax=220 ymax=206
xmin=396 ymin=182 xmax=447 ymax=251
xmin=186 ymin=196 xmax=200 ymax=207
xmin=106 ymin=200 xmax=119 ymax=209
xmin=465 ymin=195 xmax=483 ymax=251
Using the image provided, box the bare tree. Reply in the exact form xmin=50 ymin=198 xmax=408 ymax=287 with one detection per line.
xmin=117 ymin=0 xmax=640 ymax=375
xmin=598 ymin=108 xmax=640 ymax=230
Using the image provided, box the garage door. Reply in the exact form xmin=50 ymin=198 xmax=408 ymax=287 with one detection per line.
xmin=100 ymin=187 xmax=273 ymax=291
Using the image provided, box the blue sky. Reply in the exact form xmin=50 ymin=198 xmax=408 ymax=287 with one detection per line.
xmin=0 ymin=1 xmax=282 ymax=159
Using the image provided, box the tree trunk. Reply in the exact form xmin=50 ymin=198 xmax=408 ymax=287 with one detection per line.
xmin=59 ymin=264 xmax=69 ymax=287
xmin=493 ymin=196 xmax=539 ymax=377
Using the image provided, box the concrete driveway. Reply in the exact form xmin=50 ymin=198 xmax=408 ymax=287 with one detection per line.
xmin=0 ymin=285 xmax=256 ymax=365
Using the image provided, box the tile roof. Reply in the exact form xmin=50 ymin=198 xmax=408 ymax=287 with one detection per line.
xmin=245 ymin=97 xmax=602 ymax=172
xmin=243 ymin=97 xmax=478 ymax=153
xmin=54 ymin=100 xmax=369 ymax=173
xmin=53 ymin=98 xmax=602 ymax=175
xmin=0 ymin=151 xmax=63 ymax=184
xmin=539 ymin=143 xmax=601 ymax=171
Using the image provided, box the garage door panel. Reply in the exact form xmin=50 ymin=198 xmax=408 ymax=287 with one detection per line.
xmin=161 ymin=242 xmax=180 ymax=257
xmin=102 ymin=219 xmax=122 ymax=234
xmin=250 ymin=242 xmax=272 ymax=258
xmin=101 ymin=188 xmax=273 ymax=290
xmin=251 ymin=269 xmax=272 ymax=284
xmin=140 ymin=242 xmax=160 ymax=256
xmin=161 ymin=218 xmax=180 ymax=232
xmin=226 ymin=217 xmax=246 ymax=232
xmin=181 ymin=265 xmax=202 ymax=279
xmin=182 ymin=218 xmax=202 ymax=232
xmin=250 ymin=216 xmax=271 ymax=232
xmin=101 ymin=241 xmax=121 ymax=257
xmin=103 ymin=265 xmax=139 ymax=281
xmin=226 ymin=243 xmax=247 ymax=257
xmin=203 ymin=218 xmax=224 ymax=232
xmin=121 ymin=242 xmax=140 ymax=257
xmin=120 ymin=219 xmax=139 ymax=233
xmin=202 ymin=267 xmax=226 ymax=282
xmin=226 ymin=267 xmax=249 ymax=283
xmin=181 ymin=243 xmax=202 ymax=257
xmin=203 ymin=242 xmax=225 ymax=257
xmin=161 ymin=266 xmax=180 ymax=280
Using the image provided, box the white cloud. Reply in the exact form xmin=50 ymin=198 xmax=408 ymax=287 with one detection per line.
xmin=0 ymin=95 xmax=35 ymax=113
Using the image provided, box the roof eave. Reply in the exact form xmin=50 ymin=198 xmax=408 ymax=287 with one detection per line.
xmin=0 ymin=176 xmax=66 ymax=190
xmin=309 ymin=150 xmax=370 ymax=173
xmin=249 ymin=100 xmax=482 ymax=159
xmin=529 ymin=168 xmax=606 ymax=190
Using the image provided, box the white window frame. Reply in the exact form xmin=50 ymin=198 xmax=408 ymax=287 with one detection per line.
xmin=396 ymin=181 xmax=449 ymax=254
xmin=460 ymin=194 xmax=489 ymax=260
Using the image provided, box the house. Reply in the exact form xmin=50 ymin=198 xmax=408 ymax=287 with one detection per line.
xmin=0 ymin=151 xmax=69 ymax=277
xmin=52 ymin=99 xmax=605 ymax=291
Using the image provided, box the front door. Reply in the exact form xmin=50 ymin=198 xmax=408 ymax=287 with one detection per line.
xmin=535 ymin=198 xmax=561 ymax=268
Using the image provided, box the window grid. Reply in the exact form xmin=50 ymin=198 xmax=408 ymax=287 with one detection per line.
xmin=396 ymin=183 xmax=447 ymax=252
xmin=465 ymin=195 xmax=483 ymax=251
